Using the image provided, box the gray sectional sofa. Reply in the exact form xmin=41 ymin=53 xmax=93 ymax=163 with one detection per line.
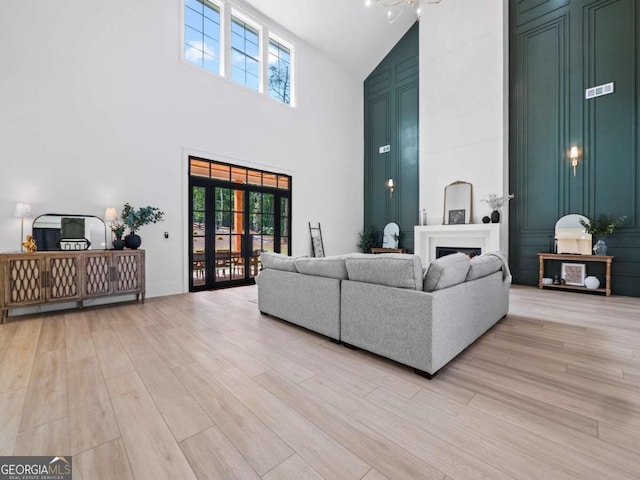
xmin=256 ymin=251 xmax=511 ymax=377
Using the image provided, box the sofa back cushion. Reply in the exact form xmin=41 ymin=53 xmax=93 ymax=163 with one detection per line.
xmin=345 ymin=254 xmax=424 ymax=290
xmin=295 ymin=256 xmax=348 ymax=280
xmin=260 ymin=252 xmax=302 ymax=272
xmin=466 ymin=253 xmax=503 ymax=281
xmin=423 ymin=252 xmax=471 ymax=292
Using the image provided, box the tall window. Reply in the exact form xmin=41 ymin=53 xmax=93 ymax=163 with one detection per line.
xmin=231 ymin=17 xmax=260 ymax=91
xmin=184 ymin=0 xmax=221 ymax=74
xmin=268 ymin=39 xmax=291 ymax=105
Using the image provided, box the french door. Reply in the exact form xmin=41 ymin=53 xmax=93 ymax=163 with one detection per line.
xmin=189 ymin=158 xmax=291 ymax=290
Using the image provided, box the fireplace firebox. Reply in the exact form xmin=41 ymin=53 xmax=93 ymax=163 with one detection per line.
xmin=435 ymin=246 xmax=481 ymax=259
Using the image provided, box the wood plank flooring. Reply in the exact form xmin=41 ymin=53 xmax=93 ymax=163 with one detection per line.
xmin=1 ymin=285 xmax=640 ymax=479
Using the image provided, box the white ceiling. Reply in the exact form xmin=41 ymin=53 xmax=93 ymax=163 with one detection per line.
xmin=242 ymin=0 xmax=417 ymax=80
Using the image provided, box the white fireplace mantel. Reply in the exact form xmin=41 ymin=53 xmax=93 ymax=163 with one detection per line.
xmin=414 ymin=224 xmax=503 ymax=265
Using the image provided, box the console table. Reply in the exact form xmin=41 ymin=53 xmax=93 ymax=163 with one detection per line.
xmin=537 ymin=253 xmax=613 ymax=296
xmin=0 ymin=249 xmax=145 ymax=322
xmin=371 ymin=248 xmax=406 ymax=254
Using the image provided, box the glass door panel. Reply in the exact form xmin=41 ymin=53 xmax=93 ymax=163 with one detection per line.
xmin=192 ymin=186 xmax=206 ymax=287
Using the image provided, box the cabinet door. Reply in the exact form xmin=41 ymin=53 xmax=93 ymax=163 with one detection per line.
xmin=45 ymin=253 xmax=81 ymax=302
xmin=112 ymin=251 xmax=144 ymax=295
xmin=83 ymin=253 xmax=113 ymax=298
xmin=4 ymin=255 xmax=44 ymax=307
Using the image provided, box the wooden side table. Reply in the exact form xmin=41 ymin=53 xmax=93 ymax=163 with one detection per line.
xmin=537 ymin=253 xmax=613 ymax=296
xmin=370 ymin=248 xmax=406 ymax=254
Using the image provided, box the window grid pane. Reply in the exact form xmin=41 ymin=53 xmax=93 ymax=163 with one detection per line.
xmin=184 ymin=1 xmax=220 ymax=75
xmin=231 ymin=17 xmax=260 ymax=91
xmin=268 ymin=39 xmax=291 ymax=104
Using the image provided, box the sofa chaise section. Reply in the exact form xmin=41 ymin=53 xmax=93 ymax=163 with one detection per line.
xmin=340 ymin=252 xmax=510 ymax=377
xmin=256 ymin=253 xmax=344 ymax=340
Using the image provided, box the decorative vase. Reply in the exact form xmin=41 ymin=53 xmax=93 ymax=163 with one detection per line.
xmin=490 ymin=210 xmax=500 ymax=223
xmin=593 ymin=237 xmax=607 ymax=256
xmin=584 ymin=276 xmax=600 ymax=289
xmin=112 ymin=237 xmax=126 ymax=250
xmin=482 ymin=216 xmax=490 ymax=224
xmin=124 ymin=233 xmax=142 ymax=249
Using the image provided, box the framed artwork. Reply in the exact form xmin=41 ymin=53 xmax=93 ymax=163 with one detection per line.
xmin=561 ymin=263 xmax=586 ymax=286
xmin=448 ymin=209 xmax=466 ymax=225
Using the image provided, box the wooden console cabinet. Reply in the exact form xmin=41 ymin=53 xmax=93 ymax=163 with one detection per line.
xmin=537 ymin=252 xmax=613 ymax=296
xmin=0 ymin=250 xmax=145 ymax=322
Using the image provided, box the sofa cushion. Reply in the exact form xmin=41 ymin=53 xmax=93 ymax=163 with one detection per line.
xmin=260 ymin=252 xmax=303 ymax=272
xmin=345 ymin=254 xmax=424 ymax=290
xmin=423 ymin=253 xmax=471 ymax=292
xmin=466 ymin=253 xmax=503 ymax=281
xmin=295 ymin=256 xmax=348 ymax=280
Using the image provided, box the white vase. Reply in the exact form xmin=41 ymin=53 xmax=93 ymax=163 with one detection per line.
xmin=584 ymin=276 xmax=600 ymax=289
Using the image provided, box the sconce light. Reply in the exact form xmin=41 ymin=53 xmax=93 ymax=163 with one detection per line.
xmin=569 ymin=146 xmax=580 ymax=176
xmin=386 ymin=178 xmax=395 ymax=198
xmin=14 ymin=202 xmax=32 ymax=252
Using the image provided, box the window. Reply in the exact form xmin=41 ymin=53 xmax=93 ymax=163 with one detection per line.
xmin=183 ymin=1 xmax=294 ymax=105
xmin=268 ymin=39 xmax=291 ymax=104
xmin=184 ymin=0 xmax=221 ymax=74
xmin=231 ymin=17 xmax=260 ymax=91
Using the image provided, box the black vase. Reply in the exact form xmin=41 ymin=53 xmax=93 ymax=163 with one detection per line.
xmin=124 ymin=233 xmax=142 ymax=249
xmin=112 ymin=238 xmax=126 ymax=250
xmin=482 ymin=216 xmax=491 ymax=224
xmin=490 ymin=210 xmax=500 ymax=223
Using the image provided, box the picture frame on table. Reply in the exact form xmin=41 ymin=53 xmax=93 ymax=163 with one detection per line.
xmin=561 ymin=263 xmax=586 ymax=286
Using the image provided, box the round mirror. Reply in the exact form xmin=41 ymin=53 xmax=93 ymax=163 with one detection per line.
xmin=555 ymin=214 xmax=592 ymax=254
xmin=382 ymin=222 xmax=400 ymax=248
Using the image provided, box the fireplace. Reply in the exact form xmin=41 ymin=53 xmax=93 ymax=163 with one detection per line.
xmin=435 ymin=246 xmax=482 ymax=259
xmin=414 ymin=224 xmax=503 ymax=265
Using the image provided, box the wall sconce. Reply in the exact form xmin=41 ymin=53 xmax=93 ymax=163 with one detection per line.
xmin=386 ymin=178 xmax=395 ymax=198
xmin=569 ymin=146 xmax=580 ymax=176
xmin=14 ymin=202 xmax=32 ymax=252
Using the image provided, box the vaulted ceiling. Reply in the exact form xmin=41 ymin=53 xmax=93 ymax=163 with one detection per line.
xmin=243 ymin=0 xmax=417 ymax=80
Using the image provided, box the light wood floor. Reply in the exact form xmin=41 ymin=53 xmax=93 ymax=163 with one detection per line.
xmin=1 ymin=285 xmax=640 ymax=479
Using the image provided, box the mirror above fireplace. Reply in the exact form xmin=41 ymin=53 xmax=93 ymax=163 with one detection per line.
xmin=443 ymin=181 xmax=472 ymax=225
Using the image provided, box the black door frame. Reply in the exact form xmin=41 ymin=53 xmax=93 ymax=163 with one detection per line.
xmin=189 ymin=160 xmax=291 ymax=291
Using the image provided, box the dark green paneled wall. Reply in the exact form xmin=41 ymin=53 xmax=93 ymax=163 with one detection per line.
xmin=364 ymin=23 xmax=419 ymax=252
xmin=510 ymin=0 xmax=640 ymax=296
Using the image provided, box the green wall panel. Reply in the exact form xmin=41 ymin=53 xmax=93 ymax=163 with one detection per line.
xmin=510 ymin=0 xmax=640 ymax=296
xmin=364 ymin=23 xmax=419 ymax=252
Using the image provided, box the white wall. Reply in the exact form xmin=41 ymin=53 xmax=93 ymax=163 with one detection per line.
xmin=419 ymin=0 xmax=508 ymax=234
xmin=0 ymin=0 xmax=363 ymax=297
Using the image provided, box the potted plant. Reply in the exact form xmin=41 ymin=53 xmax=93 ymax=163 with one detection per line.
xmin=579 ymin=214 xmax=626 ymax=255
xmin=110 ymin=222 xmax=127 ymax=250
xmin=481 ymin=193 xmax=514 ymax=223
xmin=358 ymin=226 xmax=379 ymax=253
xmin=121 ymin=203 xmax=165 ymax=249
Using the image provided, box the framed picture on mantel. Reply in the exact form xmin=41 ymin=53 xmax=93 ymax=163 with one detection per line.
xmin=448 ymin=209 xmax=466 ymax=225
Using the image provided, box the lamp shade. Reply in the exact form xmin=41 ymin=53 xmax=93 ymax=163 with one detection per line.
xmin=104 ymin=207 xmax=118 ymax=222
xmin=14 ymin=203 xmax=32 ymax=218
